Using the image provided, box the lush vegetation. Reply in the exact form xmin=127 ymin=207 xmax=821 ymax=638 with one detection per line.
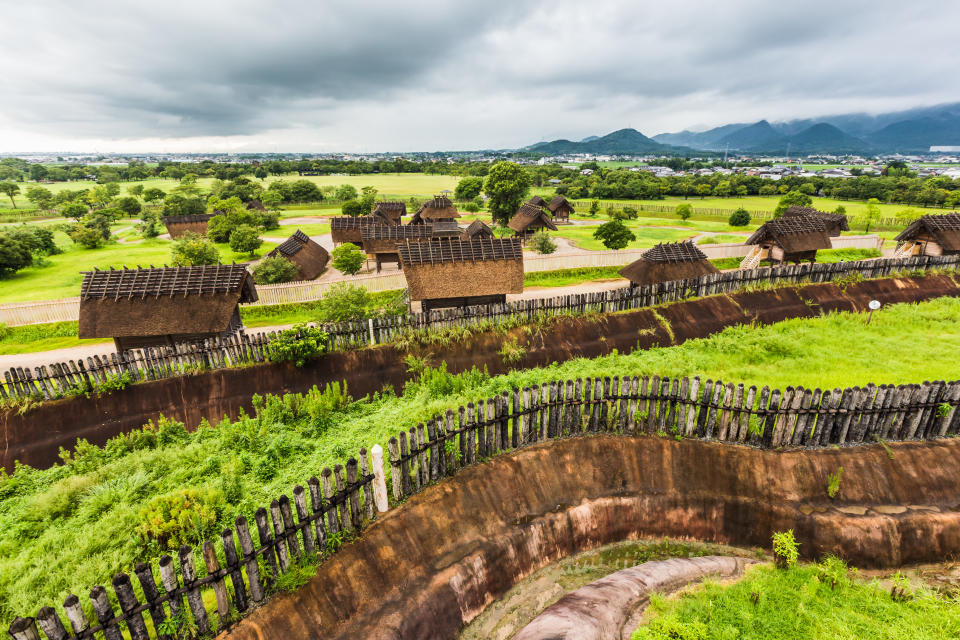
xmin=632 ymin=559 xmax=960 ymax=639
xmin=1 ymin=297 xmax=958 ymax=619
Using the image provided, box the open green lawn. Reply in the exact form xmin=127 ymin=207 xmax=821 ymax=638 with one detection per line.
xmin=633 ymin=560 xmax=960 ymax=639
xmin=554 ymin=226 xmax=695 ymax=250
xmin=274 ymin=221 xmax=330 ymax=237
xmin=1 ymin=297 xmax=958 ymax=622
xmin=697 ymin=234 xmax=751 ymax=244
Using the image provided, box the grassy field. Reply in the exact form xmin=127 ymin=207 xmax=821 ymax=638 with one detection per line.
xmin=554 ymin=226 xmax=694 ymax=250
xmin=632 ymin=560 xmax=960 ymax=639
xmin=1 ymin=296 xmax=958 ymax=621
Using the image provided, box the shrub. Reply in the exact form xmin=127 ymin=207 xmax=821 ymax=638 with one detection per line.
xmin=0 ymin=234 xmax=34 ymax=276
xmin=593 ymin=219 xmax=636 ymax=250
xmin=772 ymin=529 xmax=799 ymax=568
xmin=729 ymin=207 xmax=751 ymax=226
xmin=137 ymin=210 xmax=162 ymax=238
xmin=315 ymin=283 xmax=371 ymax=322
xmin=529 ymin=231 xmax=557 ymax=255
xmin=267 ymin=324 xmax=330 ymax=367
xmin=332 ymin=243 xmax=365 ymax=275
xmin=170 ymin=231 xmax=220 ymax=266
xmin=228 ymin=224 xmax=263 ymax=257
xmin=588 ymin=200 xmax=599 ymax=216
xmin=826 ymin=466 xmax=843 ymax=499
xmin=136 ymin=487 xmax=222 ymax=549
xmin=463 ymin=202 xmax=480 ymax=213
xmin=341 ymin=199 xmax=364 ymax=217
xmin=67 ymin=225 xmax=105 ymax=249
xmin=253 ymin=255 xmax=299 ymax=284
xmin=675 ymin=203 xmax=693 ymax=220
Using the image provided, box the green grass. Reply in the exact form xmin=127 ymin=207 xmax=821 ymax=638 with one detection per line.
xmin=553 ymin=226 xmax=694 ymax=251
xmin=0 ymin=322 xmax=109 ymax=355
xmin=697 ymin=234 xmax=750 ymax=244
xmin=632 ymin=561 xmax=960 ymax=639
xmin=1 ymin=297 xmax=959 ymax=620
xmin=273 ymin=222 xmax=331 ymax=237
xmin=523 ymin=266 xmax=624 ymax=288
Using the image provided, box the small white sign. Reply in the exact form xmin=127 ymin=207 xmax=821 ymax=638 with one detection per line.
xmin=869 ymin=300 xmax=881 ymax=310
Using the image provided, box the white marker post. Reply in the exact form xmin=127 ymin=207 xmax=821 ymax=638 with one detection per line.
xmin=867 ymin=299 xmax=881 ymax=324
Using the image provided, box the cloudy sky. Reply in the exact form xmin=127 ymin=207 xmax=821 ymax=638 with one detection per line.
xmin=0 ymin=0 xmax=957 ymax=153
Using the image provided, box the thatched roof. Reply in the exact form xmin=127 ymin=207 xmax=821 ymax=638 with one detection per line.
xmin=547 ymin=195 xmax=575 ymax=215
xmin=163 ymin=214 xmax=217 ymax=225
xmin=330 ymin=215 xmax=384 ymax=244
xmin=746 ymin=217 xmax=832 ymax=253
xmin=361 ymin=223 xmax=435 ymax=253
xmin=431 ymin=220 xmax=462 ymax=237
xmin=508 ymin=202 xmax=559 ymax=233
xmin=618 ymin=241 xmax=719 ymax=286
xmin=781 ymin=206 xmax=849 ymax=235
xmin=528 ymin=195 xmax=548 ymax=207
xmin=246 ymin=199 xmax=266 ymax=212
xmin=266 ymin=230 xmax=330 ymax=280
xmin=411 ymin=195 xmax=460 ymax=223
xmin=398 ymin=238 xmax=524 ymax=300
xmin=78 ymin=264 xmax=257 ymax=339
xmin=895 ymin=213 xmax=960 ymax=251
xmin=373 ymin=201 xmax=407 ymax=224
xmin=461 ymin=219 xmax=494 ymax=240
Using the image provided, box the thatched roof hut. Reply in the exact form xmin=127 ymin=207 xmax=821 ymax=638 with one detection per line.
xmin=398 ymin=237 xmax=524 ymax=312
xmin=266 ymin=230 xmax=330 ymax=280
xmin=163 ymin=214 xmax=218 ymax=238
xmin=528 ymin=195 xmax=548 ymax=207
xmin=330 ymin=216 xmax=384 ymax=245
xmin=894 ymin=213 xmax=960 ymax=256
xmin=745 ymin=217 xmax=832 ymax=264
xmin=361 ymin=224 xmax=437 ymax=271
xmin=781 ymin=206 xmax=849 ymax=236
xmin=372 ymin=201 xmax=406 ymax=225
xmin=618 ymin=241 xmax=719 ymax=287
xmin=410 ymin=195 xmax=460 ymax=224
xmin=508 ymin=202 xmax=558 ymax=236
xmin=546 ymin=195 xmax=575 ymax=222
xmin=461 ymin=219 xmax=494 ymax=240
xmin=246 ymin=199 xmax=267 ymax=212
xmin=78 ymin=264 xmax=258 ymax=351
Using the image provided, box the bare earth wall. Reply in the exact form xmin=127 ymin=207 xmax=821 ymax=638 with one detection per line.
xmin=223 ymin=435 xmax=960 ymax=640
xmin=2 ymin=274 xmax=959 ymax=471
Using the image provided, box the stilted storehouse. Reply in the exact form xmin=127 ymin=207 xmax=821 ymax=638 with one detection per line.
xmin=618 ymin=241 xmax=718 ymax=288
xmin=894 ymin=213 xmax=960 ymax=256
xmin=743 ymin=217 xmax=832 ymax=266
xmin=372 ymin=201 xmax=406 ymax=225
xmin=781 ymin=206 xmax=849 ymax=236
xmin=546 ymin=195 xmax=575 ymax=223
xmin=528 ymin=195 xmax=548 ymax=207
xmin=265 ymin=230 xmax=330 ymax=280
xmin=508 ymin=202 xmax=558 ymax=239
xmin=361 ymin=224 xmax=437 ymax=272
xmin=163 ymin=214 xmax=218 ymax=238
xmin=398 ymin=237 xmax=524 ymax=312
xmin=78 ymin=264 xmax=258 ymax=351
xmin=461 ymin=219 xmax=494 ymax=240
xmin=330 ymin=216 xmax=384 ymax=246
xmin=410 ymin=195 xmax=460 ymax=224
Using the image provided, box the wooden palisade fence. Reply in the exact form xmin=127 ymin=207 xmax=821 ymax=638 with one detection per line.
xmin=3 ymin=254 xmax=960 ymax=400
xmin=8 ymin=372 xmax=960 ymax=640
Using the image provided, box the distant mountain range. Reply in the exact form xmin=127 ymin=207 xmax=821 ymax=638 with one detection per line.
xmin=526 ymin=102 xmax=960 ymax=155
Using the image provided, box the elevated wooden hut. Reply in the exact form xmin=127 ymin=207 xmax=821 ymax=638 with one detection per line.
xmin=528 ymin=195 xmax=548 ymax=207
xmin=618 ymin=241 xmax=718 ymax=287
xmin=546 ymin=195 xmax=575 ymax=223
xmin=78 ymin=264 xmax=258 ymax=351
xmin=372 ymin=201 xmax=406 ymax=225
xmin=410 ymin=195 xmax=460 ymax=224
xmin=781 ymin=206 xmax=849 ymax=236
xmin=398 ymin=237 xmax=524 ymax=312
xmin=894 ymin=213 xmax=960 ymax=256
xmin=330 ymin=216 xmax=383 ymax=246
xmin=265 ymin=230 xmax=330 ymax=280
xmin=461 ymin=219 xmax=494 ymax=240
xmin=744 ymin=217 xmax=832 ymax=265
xmin=361 ymin=224 xmax=436 ymax=272
xmin=508 ymin=202 xmax=558 ymax=239
xmin=163 ymin=214 xmax=217 ymax=238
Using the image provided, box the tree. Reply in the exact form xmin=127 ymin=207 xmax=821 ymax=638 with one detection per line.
xmin=863 ymin=198 xmax=881 ymax=233
xmin=331 ymin=243 xmax=365 ymax=275
xmin=728 ymin=208 xmax=751 ymax=227
xmin=142 ymin=188 xmax=166 ymax=204
xmin=588 ymin=200 xmax=600 ymax=216
xmin=254 ymin=167 xmax=269 ymax=180
xmin=253 ymin=255 xmax=299 ymax=284
xmin=0 ymin=234 xmax=32 ymax=277
xmin=773 ymin=190 xmax=813 ymax=217
xmin=341 ymin=199 xmax=364 ymax=217
xmin=260 ymin=191 xmax=284 ymax=210
xmin=25 ymin=186 xmax=54 ymax=211
xmin=695 ymin=184 xmax=712 ymax=199
xmin=675 ymin=203 xmax=692 ymax=220
xmin=68 ymin=225 xmax=105 ymax=249
xmin=162 ymin=193 xmax=205 ymax=217
xmin=6 ymin=226 xmax=60 ymax=258
xmin=593 ymin=219 xmax=636 ymax=250
xmin=137 ymin=210 xmax=163 ymax=238
xmin=483 ymin=161 xmax=531 ymax=224
xmin=127 ymin=184 xmax=145 ymax=198
xmin=0 ymin=182 xmax=21 ymax=208
xmin=61 ymin=201 xmax=89 ymax=221
xmin=29 ymin=164 xmax=48 ymax=181
xmin=228 ymin=224 xmax=263 ymax=257
xmin=454 ymin=176 xmax=483 ymax=201
xmin=113 ymin=196 xmax=142 ymax=217
xmin=529 ymin=231 xmax=557 ymax=254
xmin=799 ymin=183 xmax=816 ymax=195
xmin=334 ymin=184 xmax=358 ymax=201
xmin=315 ymin=283 xmax=371 ymax=322
xmin=359 ymin=186 xmax=377 ymax=214
xmin=171 ymin=231 xmax=220 ymax=266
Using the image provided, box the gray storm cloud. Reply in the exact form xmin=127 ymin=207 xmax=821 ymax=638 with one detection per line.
xmin=0 ymin=0 xmax=957 ymax=151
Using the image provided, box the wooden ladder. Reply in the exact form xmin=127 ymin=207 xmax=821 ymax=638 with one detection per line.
xmin=739 ymin=246 xmax=763 ymax=270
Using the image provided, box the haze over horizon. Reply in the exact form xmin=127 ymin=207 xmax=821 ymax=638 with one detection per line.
xmin=1 ymin=0 xmax=958 ymax=154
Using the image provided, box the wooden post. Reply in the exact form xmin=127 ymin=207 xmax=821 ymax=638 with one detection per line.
xmin=235 ymin=516 xmax=265 ymax=603
xmin=359 ymin=448 xmax=376 ymax=520
xmin=292 ymin=486 xmax=316 ymax=555
xmin=221 ymin=528 xmax=249 ymax=612
xmin=156 ymin=556 xmax=184 ymax=621
xmin=270 ymin=500 xmax=291 ymax=571
xmin=386 ymin=438 xmax=402 ymax=501
xmin=7 ymin=618 xmax=40 ymax=640
xmin=133 ymin=563 xmax=167 ymax=636
xmin=346 ymin=458 xmax=362 ymax=529
xmin=178 ymin=547 xmax=210 ymax=635
xmin=370 ymin=444 xmax=390 ymax=513
xmin=254 ymin=507 xmax=279 ymax=580
xmin=90 ymin=585 xmax=125 ymax=640
xmin=334 ymin=464 xmax=353 ymax=532
xmin=201 ymin=542 xmax=230 ymax=624
xmin=35 ymin=609 xmax=68 ymax=640
xmin=321 ymin=468 xmax=340 ymax=534
xmin=63 ymin=595 xmax=89 ymax=640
